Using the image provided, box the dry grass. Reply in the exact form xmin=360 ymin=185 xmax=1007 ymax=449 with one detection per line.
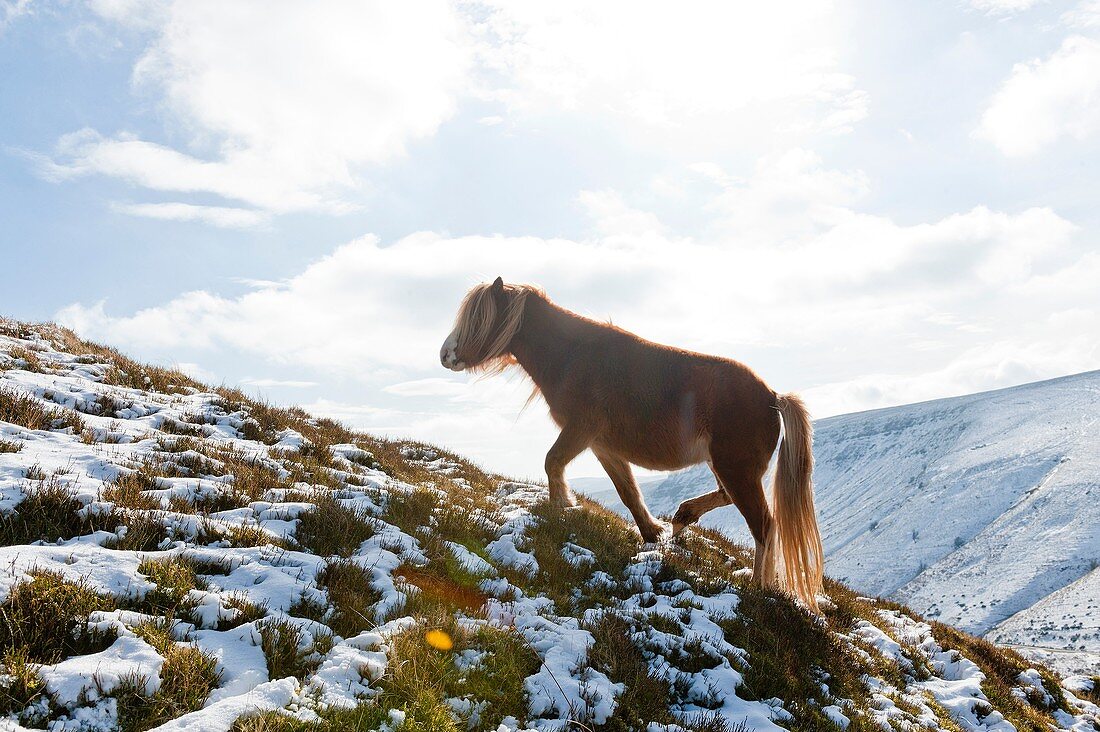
xmin=931 ymin=621 xmax=1070 ymax=729
xmin=204 ymin=446 xmax=293 ymax=501
xmin=0 ymin=388 xmax=84 ymax=433
xmin=380 ymin=487 xmax=440 ymax=535
xmin=0 ymin=476 xmax=112 ymax=546
xmin=0 ymin=437 xmax=22 ymax=453
xmin=101 ymin=469 xmax=162 ymax=510
xmin=4 ymin=346 xmax=43 ymax=373
xmin=0 ymin=571 xmax=116 ymax=663
xmin=218 ymin=594 xmax=270 ymax=631
xmin=378 ymin=612 xmax=538 ymax=730
xmin=584 ymin=612 xmax=674 ymax=730
xmin=316 ymin=559 xmax=382 ymax=638
xmin=115 ymin=621 xmax=222 ymax=731
xmin=103 ymin=510 xmax=171 ymax=552
xmin=294 ymin=491 xmax=375 ymax=557
xmin=258 ymin=619 xmax=332 ymax=680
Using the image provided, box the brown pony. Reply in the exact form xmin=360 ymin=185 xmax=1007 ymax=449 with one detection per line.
xmin=440 ymin=277 xmax=824 ymax=607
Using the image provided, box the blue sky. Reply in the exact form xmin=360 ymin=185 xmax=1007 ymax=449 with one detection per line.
xmin=2 ymin=0 xmax=1098 ymax=478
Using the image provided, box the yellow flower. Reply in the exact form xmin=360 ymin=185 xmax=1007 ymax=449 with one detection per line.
xmin=425 ymin=629 xmax=453 ymax=651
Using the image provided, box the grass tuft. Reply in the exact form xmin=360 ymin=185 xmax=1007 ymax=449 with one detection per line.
xmin=135 ymin=557 xmax=205 ymax=616
xmin=379 ymin=613 xmax=537 ymax=730
xmin=931 ymin=621 xmax=1070 ymax=727
xmin=231 ymin=704 xmax=388 ymax=731
xmin=0 ymin=571 xmax=116 ymax=663
xmin=521 ymin=499 xmax=640 ymax=613
xmin=715 ymin=582 xmax=873 ymax=729
xmin=317 ymin=559 xmax=382 ymax=638
xmin=258 ymin=619 xmax=331 ymax=680
xmin=102 ymin=469 xmax=162 ymax=510
xmin=0 ymin=476 xmax=108 ymax=546
xmin=381 ymin=488 xmax=440 ymax=535
xmin=113 ymin=620 xmax=222 ymax=731
xmin=294 ymin=491 xmax=375 ymax=557
xmin=0 ymin=647 xmax=51 ymax=723
xmin=0 ymin=388 xmax=84 ymax=433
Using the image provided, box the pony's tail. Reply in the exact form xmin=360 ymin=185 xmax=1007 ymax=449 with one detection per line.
xmin=772 ymin=393 xmax=824 ymax=611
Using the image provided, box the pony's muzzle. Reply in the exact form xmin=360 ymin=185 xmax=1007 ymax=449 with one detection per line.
xmin=439 ymin=335 xmax=465 ymax=371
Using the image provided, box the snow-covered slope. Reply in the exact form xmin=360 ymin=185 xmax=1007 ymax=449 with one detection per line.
xmin=989 ymin=566 xmax=1100 ymax=677
xmin=586 ymin=371 xmax=1100 ymax=674
xmin=2 ymin=319 xmax=1098 ymax=731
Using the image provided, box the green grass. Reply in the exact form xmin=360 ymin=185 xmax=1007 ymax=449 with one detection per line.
xmin=316 ymin=559 xmax=382 ymax=638
xmin=519 ymin=499 xmax=641 ymax=612
xmin=0 ymin=647 xmax=52 ymax=724
xmin=134 ymin=557 xmax=206 ymax=616
xmin=258 ymin=619 xmax=332 ymax=681
xmin=114 ymin=621 xmax=222 ymax=731
xmin=379 ymin=613 xmax=538 ymax=731
xmin=0 ymin=571 xmax=116 ymax=663
xmin=231 ymin=704 xmax=388 ymax=731
xmin=0 ymin=476 xmax=111 ymax=546
xmin=294 ymin=491 xmax=375 ymax=557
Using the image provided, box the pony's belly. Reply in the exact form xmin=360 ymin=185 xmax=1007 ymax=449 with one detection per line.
xmin=596 ymin=434 xmax=710 ymax=471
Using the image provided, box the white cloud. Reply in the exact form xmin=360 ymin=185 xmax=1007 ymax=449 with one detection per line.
xmin=968 ymin=0 xmax=1045 ymax=16
xmin=1 ymin=0 xmax=33 ymax=32
xmin=36 ymin=1 xmax=869 ymax=224
xmin=56 ymin=153 xmax=1096 ymax=436
xmin=47 ymin=0 xmax=472 ymax=213
xmin=175 ymin=361 xmax=216 ymax=382
xmin=1062 ymin=0 xmax=1100 ymax=27
xmin=383 ymin=378 xmax=468 ymax=398
xmin=239 ymin=378 xmax=317 ymax=389
xmin=975 ymin=36 xmax=1100 ymax=156
xmin=110 ymin=201 xmax=269 ymax=229
xmin=476 ymin=1 xmax=867 ymax=144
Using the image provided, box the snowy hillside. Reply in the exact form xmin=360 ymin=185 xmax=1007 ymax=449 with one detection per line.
xmin=1 ymin=318 xmax=1099 ymax=732
xmin=587 ymin=372 xmax=1100 ymax=676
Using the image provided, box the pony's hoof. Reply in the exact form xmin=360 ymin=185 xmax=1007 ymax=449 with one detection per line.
xmin=641 ymin=520 xmax=673 ymax=546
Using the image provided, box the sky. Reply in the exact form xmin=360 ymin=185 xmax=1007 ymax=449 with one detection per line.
xmin=1 ymin=0 xmax=1098 ymax=480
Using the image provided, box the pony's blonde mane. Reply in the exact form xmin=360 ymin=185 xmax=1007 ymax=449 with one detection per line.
xmin=452 ymin=282 xmax=541 ymax=373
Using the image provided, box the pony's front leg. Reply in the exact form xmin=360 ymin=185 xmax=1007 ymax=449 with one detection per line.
xmin=544 ymin=425 xmax=592 ymax=507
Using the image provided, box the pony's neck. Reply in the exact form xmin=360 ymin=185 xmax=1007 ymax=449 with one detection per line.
xmin=509 ymin=295 xmax=580 ymax=391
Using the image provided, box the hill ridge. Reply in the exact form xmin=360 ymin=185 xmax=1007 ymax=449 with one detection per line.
xmin=1 ymin=318 xmax=1098 ymax=731
xmin=589 ymin=368 xmax=1100 ymax=677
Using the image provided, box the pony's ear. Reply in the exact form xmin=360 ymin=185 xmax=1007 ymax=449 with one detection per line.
xmin=491 ymin=276 xmax=504 ymax=295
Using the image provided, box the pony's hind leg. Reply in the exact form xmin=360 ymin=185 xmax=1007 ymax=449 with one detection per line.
xmin=544 ymin=424 xmax=592 ymax=507
xmin=671 ymin=488 xmax=731 ymax=536
xmin=593 ymin=449 xmax=668 ymax=543
xmin=710 ymin=457 xmax=778 ymax=589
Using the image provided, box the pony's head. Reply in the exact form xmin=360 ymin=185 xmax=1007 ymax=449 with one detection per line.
xmin=440 ymin=277 xmax=537 ymax=372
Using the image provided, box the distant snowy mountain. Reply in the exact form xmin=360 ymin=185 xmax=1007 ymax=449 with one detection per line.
xmin=582 ymin=371 xmax=1100 ymax=674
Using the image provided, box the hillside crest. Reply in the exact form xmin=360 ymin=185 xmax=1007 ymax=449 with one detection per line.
xmin=1 ymin=318 xmax=1097 ymax=732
